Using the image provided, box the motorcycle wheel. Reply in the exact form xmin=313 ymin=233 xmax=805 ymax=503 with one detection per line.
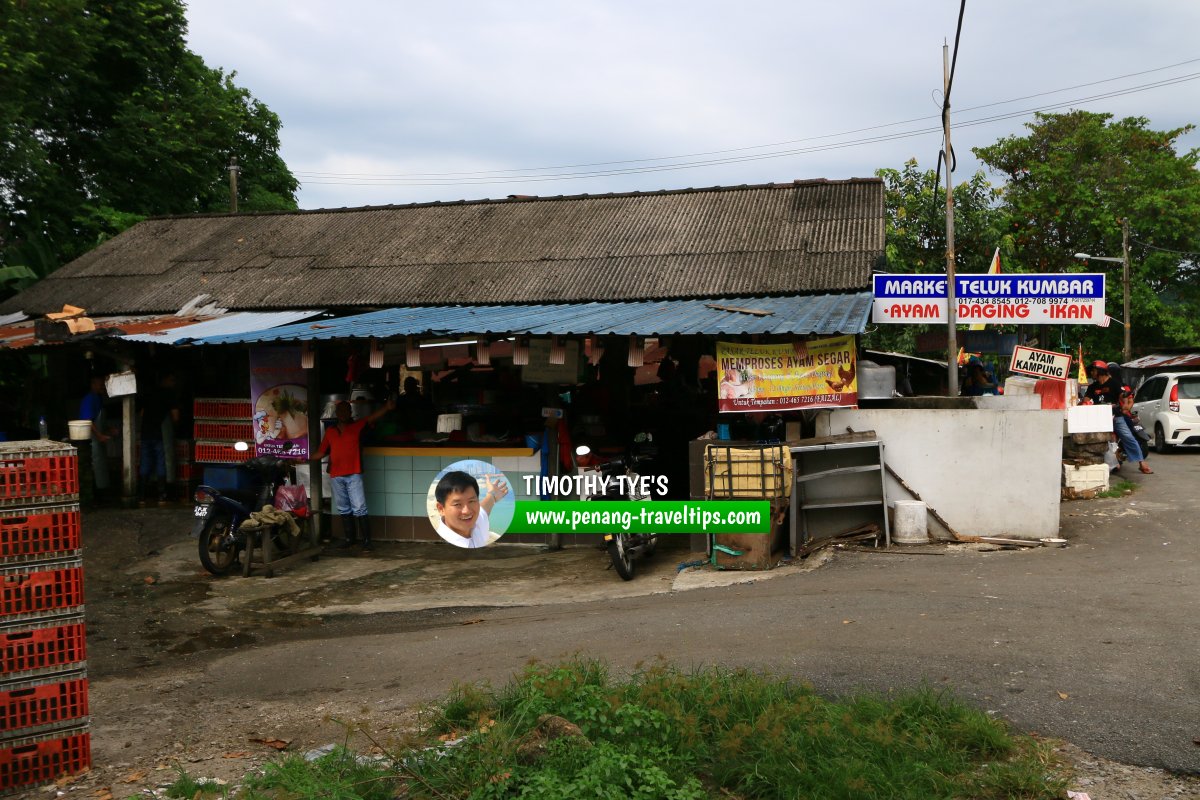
xmin=198 ymin=510 xmax=240 ymax=576
xmin=608 ymin=533 xmax=636 ymax=581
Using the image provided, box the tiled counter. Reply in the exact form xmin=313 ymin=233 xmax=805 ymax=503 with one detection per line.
xmin=361 ymin=447 xmax=544 ymax=541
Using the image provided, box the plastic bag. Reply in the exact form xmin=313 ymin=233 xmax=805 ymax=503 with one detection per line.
xmin=1103 ymin=442 xmax=1120 ymax=473
xmin=274 ymin=483 xmax=309 ymax=512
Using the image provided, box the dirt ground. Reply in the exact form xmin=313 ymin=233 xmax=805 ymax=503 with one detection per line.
xmin=32 ymin=496 xmax=1200 ymax=798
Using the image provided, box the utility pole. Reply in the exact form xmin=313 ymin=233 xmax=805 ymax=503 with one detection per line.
xmin=943 ymin=42 xmax=958 ymax=396
xmin=228 ymin=156 xmax=239 ymax=213
xmin=1121 ymin=218 xmax=1132 ymax=363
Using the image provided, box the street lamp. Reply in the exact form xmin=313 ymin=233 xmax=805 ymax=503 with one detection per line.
xmin=1073 ymin=220 xmax=1132 ymax=363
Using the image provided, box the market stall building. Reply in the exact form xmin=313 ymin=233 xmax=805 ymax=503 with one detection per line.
xmin=0 ymin=179 xmax=887 ymax=545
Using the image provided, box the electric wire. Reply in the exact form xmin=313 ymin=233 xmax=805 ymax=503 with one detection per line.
xmin=294 ymin=56 xmax=1200 ymax=182
xmin=295 ymin=71 xmax=1200 ymax=187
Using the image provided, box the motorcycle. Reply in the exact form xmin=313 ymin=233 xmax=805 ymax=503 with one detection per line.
xmin=577 ymin=434 xmax=658 ymax=581
xmin=192 ymin=443 xmax=299 ymax=576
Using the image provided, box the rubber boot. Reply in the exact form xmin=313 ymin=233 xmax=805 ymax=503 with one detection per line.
xmin=337 ymin=514 xmax=357 ymax=548
xmin=358 ymin=516 xmax=372 ymax=552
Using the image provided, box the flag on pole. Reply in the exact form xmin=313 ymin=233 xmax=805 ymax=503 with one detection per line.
xmin=1077 ymin=344 xmax=1088 ymax=384
xmin=1098 ymin=315 xmax=1111 ymax=328
xmin=968 ymin=248 xmax=1002 ymax=331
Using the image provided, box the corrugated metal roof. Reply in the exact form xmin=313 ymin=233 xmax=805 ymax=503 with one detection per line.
xmin=0 ymin=180 xmax=884 ymax=315
xmin=194 ymin=293 xmax=872 ymax=345
xmin=1122 ymin=352 xmax=1200 ymax=369
xmin=0 ymin=310 xmax=322 ymax=349
xmin=122 ymin=310 xmax=322 ymax=344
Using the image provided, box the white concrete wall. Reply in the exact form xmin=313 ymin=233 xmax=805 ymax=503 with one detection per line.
xmin=818 ymin=408 xmax=1062 ymax=539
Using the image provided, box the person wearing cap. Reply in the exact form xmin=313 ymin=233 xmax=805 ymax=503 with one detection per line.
xmin=1084 ymin=360 xmax=1120 ymax=405
xmin=311 ymin=397 xmax=395 ymax=551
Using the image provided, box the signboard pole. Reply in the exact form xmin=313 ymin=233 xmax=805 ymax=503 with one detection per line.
xmin=943 ymin=42 xmax=959 ymax=397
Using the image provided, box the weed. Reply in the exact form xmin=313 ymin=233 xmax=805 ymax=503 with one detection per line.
xmin=1098 ymin=478 xmax=1138 ymax=498
xmin=175 ymin=659 xmax=1070 ymax=799
xmin=165 ymin=769 xmax=229 ymax=798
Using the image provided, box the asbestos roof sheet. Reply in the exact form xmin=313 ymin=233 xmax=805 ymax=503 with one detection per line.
xmin=193 ymin=293 xmax=873 ymax=345
xmin=0 ymin=180 xmax=884 ymax=315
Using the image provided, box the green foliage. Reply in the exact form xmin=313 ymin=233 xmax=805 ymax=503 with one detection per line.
xmin=162 ymin=659 xmax=1068 ymax=799
xmin=975 ymin=111 xmax=1200 ymax=352
xmin=1098 ymin=478 xmax=1138 ymax=498
xmin=0 ymin=0 xmax=298 ymax=292
xmin=165 ymin=768 xmax=229 ymax=798
xmin=397 ymin=658 xmax=1068 ymax=800
xmin=867 ymin=159 xmax=1012 ymax=353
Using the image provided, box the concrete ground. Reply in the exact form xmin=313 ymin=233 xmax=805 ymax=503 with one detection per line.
xmin=72 ymin=448 xmax=1199 ymax=794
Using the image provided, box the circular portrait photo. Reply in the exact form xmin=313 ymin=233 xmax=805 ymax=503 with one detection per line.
xmin=426 ymin=460 xmax=514 ymax=549
xmin=254 ymin=384 xmax=310 ymax=454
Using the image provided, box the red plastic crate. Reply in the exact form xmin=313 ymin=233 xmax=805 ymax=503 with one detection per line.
xmin=0 ymin=674 xmax=88 ymax=736
xmin=194 ymin=398 xmax=252 ymax=420
xmin=0 ymin=563 xmax=84 ymax=621
xmin=0 ymin=454 xmax=78 ymax=507
xmin=175 ymin=440 xmax=193 ymax=461
xmin=0 ymin=505 xmax=81 ymax=563
xmin=194 ymin=420 xmax=254 ymax=442
xmin=0 ymin=620 xmax=86 ymax=678
xmin=177 ymin=463 xmax=195 ymax=481
xmin=0 ymin=728 xmax=90 ymax=792
xmin=193 ymin=441 xmax=253 ymax=464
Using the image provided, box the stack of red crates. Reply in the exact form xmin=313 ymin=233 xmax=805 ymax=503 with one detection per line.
xmin=193 ymin=398 xmax=254 ymax=465
xmin=0 ymin=441 xmax=90 ymax=794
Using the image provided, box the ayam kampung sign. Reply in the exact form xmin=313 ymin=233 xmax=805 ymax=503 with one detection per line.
xmin=1008 ymin=345 xmax=1072 ymax=381
xmin=872 ymin=274 xmax=1106 ymax=325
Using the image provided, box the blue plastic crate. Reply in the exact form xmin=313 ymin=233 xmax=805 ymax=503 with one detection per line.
xmin=201 ymin=465 xmax=252 ymax=491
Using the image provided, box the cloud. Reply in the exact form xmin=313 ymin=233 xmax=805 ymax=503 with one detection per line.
xmin=185 ymin=0 xmax=1200 ymax=209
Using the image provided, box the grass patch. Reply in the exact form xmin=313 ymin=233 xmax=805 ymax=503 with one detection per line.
xmin=1098 ymin=478 xmax=1139 ymax=498
xmin=166 ymin=659 xmax=1069 ymax=799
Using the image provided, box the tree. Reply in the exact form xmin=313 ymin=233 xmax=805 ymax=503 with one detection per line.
xmin=0 ymin=0 xmax=298 ymax=294
xmin=975 ymin=111 xmax=1200 ymax=353
xmin=864 ymin=159 xmax=1012 ymax=353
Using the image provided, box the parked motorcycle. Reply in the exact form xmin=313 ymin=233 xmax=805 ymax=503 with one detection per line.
xmin=577 ymin=433 xmax=658 ymax=581
xmin=193 ymin=443 xmax=297 ymax=575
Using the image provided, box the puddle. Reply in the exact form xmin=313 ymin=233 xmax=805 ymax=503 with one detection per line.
xmin=167 ymin=627 xmax=258 ymax=654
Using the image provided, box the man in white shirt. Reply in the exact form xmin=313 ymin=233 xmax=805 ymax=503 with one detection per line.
xmin=434 ymin=471 xmax=509 ymax=548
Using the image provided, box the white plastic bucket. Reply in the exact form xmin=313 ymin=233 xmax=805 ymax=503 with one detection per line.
xmin=892 ymin=501 xmax=929 ymax=544
xmin=67 ymin=420 xmax=92 ymax=441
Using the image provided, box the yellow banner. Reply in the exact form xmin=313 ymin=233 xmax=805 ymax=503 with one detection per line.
xmin=715 ymin=336 xmax=858 ymax=413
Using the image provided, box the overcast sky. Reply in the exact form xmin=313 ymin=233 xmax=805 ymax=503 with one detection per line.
xmin=184 ymin=1 xmax=1200 ymax=212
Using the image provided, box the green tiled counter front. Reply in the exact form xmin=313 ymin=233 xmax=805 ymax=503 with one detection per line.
xmin=360 ymin=447 xmax=554 ymax=542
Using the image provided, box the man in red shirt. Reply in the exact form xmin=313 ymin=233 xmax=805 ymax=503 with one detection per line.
xmin=312 ymin=398 xmax=394 ymax=551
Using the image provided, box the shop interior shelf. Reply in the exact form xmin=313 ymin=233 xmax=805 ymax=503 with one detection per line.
xmin=799 ymin=495 xmax=887 ymax=510
xmin=793 ymin=464 xmax=882 ymax=483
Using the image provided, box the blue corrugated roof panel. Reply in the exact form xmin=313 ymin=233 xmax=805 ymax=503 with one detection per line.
xmin=193 ymin=294 xmax=871 ymax=345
